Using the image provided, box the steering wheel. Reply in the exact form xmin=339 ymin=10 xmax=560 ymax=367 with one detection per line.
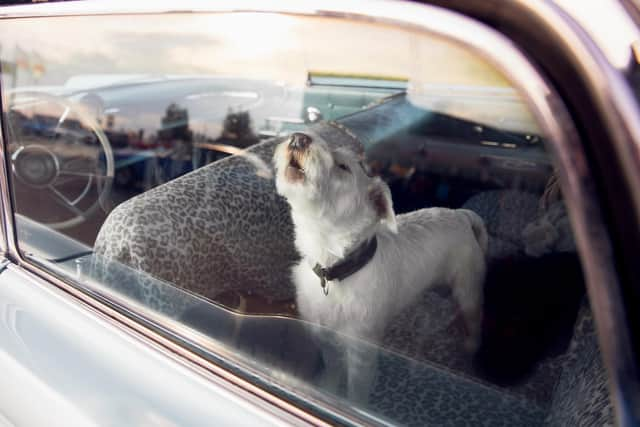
xmin=7 ymin=91 xmax=115 ymax=230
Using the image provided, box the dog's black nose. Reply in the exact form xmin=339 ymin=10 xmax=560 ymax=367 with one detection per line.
xmin=289 ymin=132 xmax=312 ymax=150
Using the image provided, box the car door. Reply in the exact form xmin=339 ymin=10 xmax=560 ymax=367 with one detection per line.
xmin=0 ymin=1 xmax=638 ymax=426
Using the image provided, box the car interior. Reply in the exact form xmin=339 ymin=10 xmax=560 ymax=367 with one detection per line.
xmin=1 ymin=10 xmax=615 ymax=426
xmin=82 ymin=92 xmax=606 ymax=425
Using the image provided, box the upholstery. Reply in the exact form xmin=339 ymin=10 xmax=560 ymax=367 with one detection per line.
xmin=94 ymin=137 xmax=296 ymax=308
xmin=372 ymin=304 xmax=613 ymax=427
xmin=544 ymin=306 xmax=614 ymax=426
xmin=462 ymin=189 xmax=539 ymax=260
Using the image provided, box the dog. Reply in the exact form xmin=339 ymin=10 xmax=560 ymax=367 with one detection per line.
xmin=274 ymin=130 xmax=488 ymax=402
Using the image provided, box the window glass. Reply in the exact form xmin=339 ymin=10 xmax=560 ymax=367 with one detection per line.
xmin=1 ymin=12 xmax=609 ymax=426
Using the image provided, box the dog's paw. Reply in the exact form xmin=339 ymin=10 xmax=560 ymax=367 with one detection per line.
xmin=452 ymin=308 xmax=482 ymax=353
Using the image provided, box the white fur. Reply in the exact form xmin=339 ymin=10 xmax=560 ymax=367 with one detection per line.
xmin=274 ymin=132 xmax=487 ymax=401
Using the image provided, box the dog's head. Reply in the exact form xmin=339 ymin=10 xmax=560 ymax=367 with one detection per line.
xmin=274 ymin=131 xmax=397 ymax=234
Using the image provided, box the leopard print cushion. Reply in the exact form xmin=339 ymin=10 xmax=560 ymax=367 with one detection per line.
xmin=462 ymin=190 xmax=539 ymax=260
xmin=544 ymin=306 xmax=614 ymax=426
xmin=371 ymin=305 xmax=612 ymax=426
xmin=382 ymin=289 xmax=567 ymax=407
xmin=92 ymin=121 xmax=363 ymax=311
xmin=370 ymin=354 xmax=547 ymax=427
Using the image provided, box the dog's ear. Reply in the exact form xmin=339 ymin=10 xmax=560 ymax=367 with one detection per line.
xmin=369 ymin=178 xmax=398 ymax=233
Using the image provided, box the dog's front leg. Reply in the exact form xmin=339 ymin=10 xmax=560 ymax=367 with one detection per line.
xmin=312 ymin=325 xmax=346 ymax=396
xmin=344 ymin=334 xmax=381 ymax=405
xmin=319 ymin=347 xmax=345 ymax=395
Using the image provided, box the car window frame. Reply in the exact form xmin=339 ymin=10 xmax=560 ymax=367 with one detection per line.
xmin=424 ymin=1 xmax=640 ymax=424
xmin=0 ymin=1 xmax=635 ymax=424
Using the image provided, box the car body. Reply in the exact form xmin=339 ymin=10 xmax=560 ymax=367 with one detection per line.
xmin=0 ymin=1 xmax=639 ymax=426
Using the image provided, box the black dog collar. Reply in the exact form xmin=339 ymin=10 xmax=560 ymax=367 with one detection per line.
xmin=312 ymin=237 xmax=378 ymax=295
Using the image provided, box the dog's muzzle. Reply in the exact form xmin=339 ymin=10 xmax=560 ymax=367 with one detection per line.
xmin=285 ymin=132 xmax=312 ymax=182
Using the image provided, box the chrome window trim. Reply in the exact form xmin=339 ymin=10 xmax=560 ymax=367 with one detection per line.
xmin=0 ymin=101 xmax=15 ymax=259
xmin=509 ymin=2 xmax=640 ymax=424
xmin=0 ymin=105 xmax=9 ymax=256
xmin=0 ymin=1 xmax=635 ymax=424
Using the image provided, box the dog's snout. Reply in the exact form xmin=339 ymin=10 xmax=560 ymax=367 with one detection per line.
xmin=289 ymin=132 xmax=312 ymax=150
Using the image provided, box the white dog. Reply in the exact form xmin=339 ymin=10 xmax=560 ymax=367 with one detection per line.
xmin=274 ymin=130 xmax=487 ymax=402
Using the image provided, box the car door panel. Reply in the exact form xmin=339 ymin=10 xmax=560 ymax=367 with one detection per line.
xmin=0 ymin=264 xmax=297 ymax=427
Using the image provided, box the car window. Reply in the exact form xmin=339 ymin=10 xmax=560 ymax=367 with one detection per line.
xmin=0 ymin=10 xmax=611 ymax=426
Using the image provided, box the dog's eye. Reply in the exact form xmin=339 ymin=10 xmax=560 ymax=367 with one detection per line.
xmin=337 ymin=163 xmax=351 ymax=173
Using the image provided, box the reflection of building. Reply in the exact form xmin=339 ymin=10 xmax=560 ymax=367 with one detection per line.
xmin=195 ymin=110 xmax=260 ymax=166
xmin=217 ymin=110 xmax=258 ymax=149
xmin=158 ymin=103 xmax=193 ymax=181
xmin=105 ymin=114 xmax=115 ymax=130
xmin=159 ymin=103 xmax=192 ymax=143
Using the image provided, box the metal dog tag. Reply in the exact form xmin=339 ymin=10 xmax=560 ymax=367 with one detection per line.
xmin=313 ymin=263 xmax=329 ymax=296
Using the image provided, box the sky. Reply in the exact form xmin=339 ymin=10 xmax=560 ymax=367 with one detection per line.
xmin=0 ymin=12 xmax=510 ymax=88
xmin=0 ymin=11 xmax=538 ymax=133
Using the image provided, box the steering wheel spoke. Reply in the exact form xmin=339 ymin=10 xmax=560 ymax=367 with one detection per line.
xmin=47 ymin=185 xmax=86 ymax=219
